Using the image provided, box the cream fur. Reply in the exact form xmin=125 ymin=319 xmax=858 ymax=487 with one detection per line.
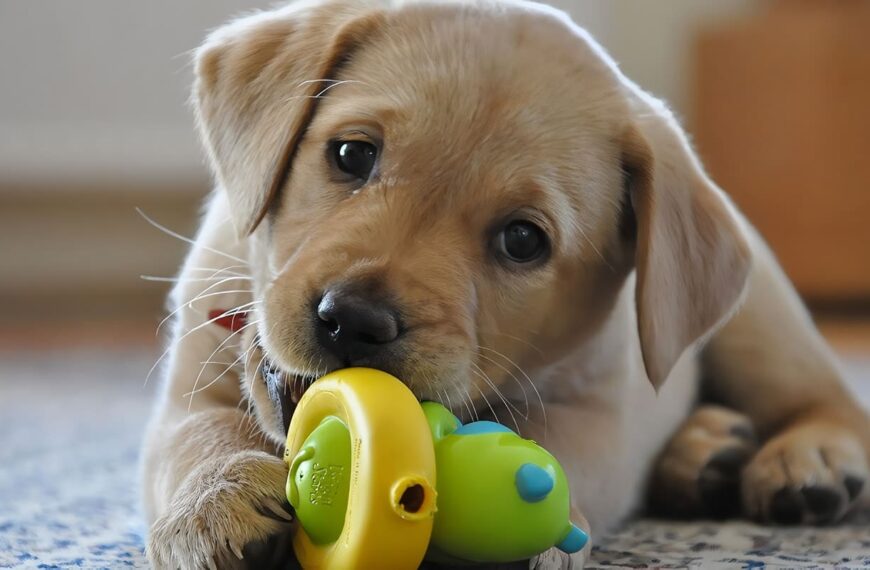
xmin=141 ymin=2 xmax=870 ymax=568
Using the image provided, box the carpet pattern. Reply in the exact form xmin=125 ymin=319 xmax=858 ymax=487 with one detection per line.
xmin=1 ymin=348 xmax=868 ymax=569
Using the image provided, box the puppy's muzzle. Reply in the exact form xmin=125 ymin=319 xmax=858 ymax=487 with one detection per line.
xmin=263 ymin=280 xmax=407 ymax=435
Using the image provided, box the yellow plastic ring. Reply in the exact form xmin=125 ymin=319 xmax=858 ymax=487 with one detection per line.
xmin=284 ymin=368 xmax=437 ymax=569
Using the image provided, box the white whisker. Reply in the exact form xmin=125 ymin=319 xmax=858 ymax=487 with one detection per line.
xmin=470 ymin=362 xmax=521 ymax=432
xmin=471 ymin=360 xmax=526 ymax=420
xmin=141 ymin=275 xmax=252 ymax=284
xmin=185 ymin=318 xmax=262 ymax=408
xmin=443 ymin=389 xmax=454 ymax=416
xmin=448 ymin=377 xmax=476 ymax=423
xmin=157 ymin=283 xmax=254 ymax=335
xmin=136 ymin=208 xmax=248 ymax=265
xmin=144 ymin=301 xmax=261 ymax=387
xmin=185 ymin=265 xmax=250 ymax=276
xmin=457 ymin=382 xmax=480 ymax=422
xmin=476 ymin=351 xmax=529 ymax=419
xmin=468 ymin=372 xmax=500 ymax=426
xmin=479 ymin=346 xmax=547 ymax=433
xmin=240 ymin=319 xmax=278 ymax=429
xmin=242 ymin=346 xmax=271 ymax=434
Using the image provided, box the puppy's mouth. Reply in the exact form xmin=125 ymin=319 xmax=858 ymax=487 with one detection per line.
xmin=260 ymin=357 xmax=320 ymax=435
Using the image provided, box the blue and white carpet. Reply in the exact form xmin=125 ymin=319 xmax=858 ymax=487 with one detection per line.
xmin=1 ymin=348 xmax=868 ymax=569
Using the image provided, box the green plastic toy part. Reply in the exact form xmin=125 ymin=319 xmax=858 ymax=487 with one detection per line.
xmin=286 ymin=416 xmax=352 ymax=545
xmin=287 ymin=401 xmax=588 ymax=565
xmin=421 ymin=403 xmax=586 ymax=563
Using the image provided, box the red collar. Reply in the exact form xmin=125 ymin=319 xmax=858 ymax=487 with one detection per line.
xmin=208 ymin=309 xmax=248 ymax=332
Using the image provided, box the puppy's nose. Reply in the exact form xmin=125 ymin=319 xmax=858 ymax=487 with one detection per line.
xmin=315 ymin=287 xmax=401 ymax=362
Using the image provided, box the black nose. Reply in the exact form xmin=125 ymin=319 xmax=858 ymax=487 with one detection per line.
xmin=315 ymin=286 xmax=401 ymax=363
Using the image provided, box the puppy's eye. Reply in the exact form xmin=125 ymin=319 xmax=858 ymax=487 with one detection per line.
xmin=496 ymin=220 xmax=548 ymax=263
xmin=332 ymin=140 xmax=377 ymax=181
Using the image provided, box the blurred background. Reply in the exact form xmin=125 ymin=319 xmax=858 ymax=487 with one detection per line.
xmin=2 ymin=0 xmax=868 ymax=344
xmin=1 ymin=1 xmax=868 ymax=567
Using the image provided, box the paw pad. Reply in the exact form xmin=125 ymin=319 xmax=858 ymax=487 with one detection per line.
xmin=800 ymin=486 xmax=842 ymax=524
xmin=770 ymin=487 xmax=804 ymax=525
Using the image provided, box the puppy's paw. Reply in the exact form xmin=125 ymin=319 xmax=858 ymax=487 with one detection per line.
xmin=743 ymin=423 xmax=868 ymax=525
xmin=147 ymin=451 xmax=294 ymax=570
xmin=649 ymin=405 xmax=757 ymax=518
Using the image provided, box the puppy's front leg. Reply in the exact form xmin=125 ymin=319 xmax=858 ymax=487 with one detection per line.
xmin=142 ymin=193 xmax=293 ymax=568
xmin=143 ymin=339 xmax=294 ymax=570
xmin=144 ymin=408 xmax=292 ymax=570
xmin=704 ymin=229 xmax=870 ymax=524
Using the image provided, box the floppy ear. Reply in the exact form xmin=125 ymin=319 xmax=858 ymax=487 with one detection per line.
xmin=193 ymin=0 xmax=385 ymax=237
xmin=622 ymin=96 xmax=752 ymax=390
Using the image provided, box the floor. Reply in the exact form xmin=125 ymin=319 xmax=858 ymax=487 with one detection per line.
xmin=0 ymin=320 xmax=868 ymax=569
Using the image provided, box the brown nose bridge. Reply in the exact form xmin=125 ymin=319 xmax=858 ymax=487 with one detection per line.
xmin=334 ymin=208 xmax=465 ymax=300
xmin=331 ymin=271 xmax=392 ymax=303
xmin=325 ymin=177 xmax=474 ymax=309
xmin=348 ymin=185 xmax=448 ymax=259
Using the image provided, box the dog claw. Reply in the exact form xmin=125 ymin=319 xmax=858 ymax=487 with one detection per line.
xmin=228 ymin=540 xmax=245 ymax=560
xmin=263 ymin=498 xmax=295 ymax=522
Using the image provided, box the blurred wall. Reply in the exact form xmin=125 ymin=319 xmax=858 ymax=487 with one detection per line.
xmin=0 ymin=0 xmax=265 ymax=185
xmin=0 ymin=0 xmax=755 ymax=182
xmin=550 ymin=0 xmax=754 ymax=117
xmin=0 ymin=1 xmax=266 ymax=322
xmin=0 ymin=1 xmax=758 ymax=322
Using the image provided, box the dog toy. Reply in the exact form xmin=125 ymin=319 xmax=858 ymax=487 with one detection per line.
xmin=283 ymin=368 xmax=587 ymax=569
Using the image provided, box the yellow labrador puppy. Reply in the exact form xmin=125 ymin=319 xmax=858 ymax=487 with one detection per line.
xmin=141 ymin=0 xmax=870 ymax=568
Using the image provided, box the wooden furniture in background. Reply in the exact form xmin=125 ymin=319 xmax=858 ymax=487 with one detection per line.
xmin=693 ymin=0 xmax=870 ymax=303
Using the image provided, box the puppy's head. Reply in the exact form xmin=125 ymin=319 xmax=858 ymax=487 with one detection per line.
xmin=194 ymin=0 xmax=750 ymax=442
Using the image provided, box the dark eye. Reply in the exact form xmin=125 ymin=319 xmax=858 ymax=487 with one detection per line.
xmin=497 ymin=220 xmax=548 ymax=263
xmin=332 ymin=140 xmax=377 ymax=181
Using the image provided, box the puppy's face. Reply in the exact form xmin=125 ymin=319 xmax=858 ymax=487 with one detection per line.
xmin=196 ymin=2 xmax=750 ymax=441
xmin=244 ymin=6 xmax=631 ymax=438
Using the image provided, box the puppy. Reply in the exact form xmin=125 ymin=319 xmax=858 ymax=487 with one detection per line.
xmin=141 ymin=1 xmax=870 ymax=568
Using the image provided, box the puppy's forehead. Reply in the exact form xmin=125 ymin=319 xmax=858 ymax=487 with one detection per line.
xmin=322 ymin=3 xmax=626 ymax=164
xmin=299 ymin=2 xmax=630 ymax=251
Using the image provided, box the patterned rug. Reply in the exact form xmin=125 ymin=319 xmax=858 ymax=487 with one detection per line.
xmin=1 ymin=348 xmax=868 ymax=570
